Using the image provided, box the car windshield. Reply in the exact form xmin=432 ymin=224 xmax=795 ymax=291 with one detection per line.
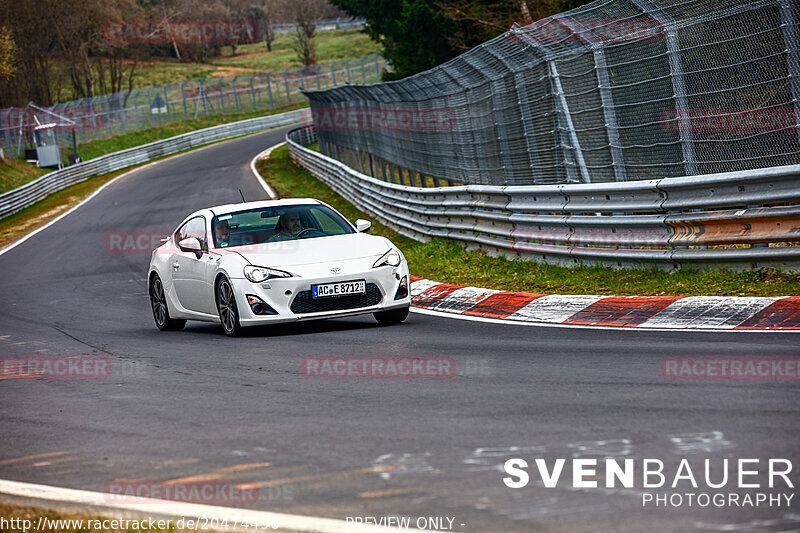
xmin=211 ymin=204 xmax=355 ymax=248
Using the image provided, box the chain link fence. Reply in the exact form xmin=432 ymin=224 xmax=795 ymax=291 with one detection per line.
xmin=0 ymin=52 xmax=386 ymax=161
xmin=305 ymin=0 xmax=800 ymax=186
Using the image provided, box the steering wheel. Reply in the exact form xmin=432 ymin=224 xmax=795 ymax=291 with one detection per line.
xmin=294 ymin=228 xmax=319 ymax=238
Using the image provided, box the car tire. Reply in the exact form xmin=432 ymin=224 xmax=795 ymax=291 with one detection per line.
xmin=216 ymin=276 xmax=243 ymax=337
xmin=374 ymin=306 xmax=409 ymax=326
xmin=149 ymin=274 xmax=186 ymax=331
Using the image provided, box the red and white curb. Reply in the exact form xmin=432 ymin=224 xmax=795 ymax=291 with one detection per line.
xmin=409 ymin=276 xmax=800 ymax=330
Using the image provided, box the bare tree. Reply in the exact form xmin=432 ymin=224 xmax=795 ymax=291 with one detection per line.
xmin=280 ymin=0 xmax=327 ymax=66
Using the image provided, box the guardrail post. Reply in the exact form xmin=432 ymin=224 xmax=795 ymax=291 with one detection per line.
xmin=631 ymin=0 xmax=698 ymax=176
xmin=779 ymin=0 xmax=800 ymax=146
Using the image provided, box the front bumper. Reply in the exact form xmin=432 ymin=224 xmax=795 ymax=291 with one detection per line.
xmin=232 ymin=263 xmax=411 ymax=326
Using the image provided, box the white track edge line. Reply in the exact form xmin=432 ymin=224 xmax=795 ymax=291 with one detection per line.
xmin=409 ymin=306 xmax=799 ymax=334
xmin=0 ymin=479 xmax=423 ymax=533
xmin=250 ymin=142 xmax=285 ymax=200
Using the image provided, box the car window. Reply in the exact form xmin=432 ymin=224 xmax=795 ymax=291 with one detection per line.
xmin=310 ymin=206 xmax=350 ymax=234
xmin=175 ymin=216 xmax=208 ymax=251
xmin=211 ymin=204 xmax=354 ymax=247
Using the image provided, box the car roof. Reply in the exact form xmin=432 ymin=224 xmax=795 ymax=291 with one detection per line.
xmin=208 ymin=198 xmax=322 ymax=216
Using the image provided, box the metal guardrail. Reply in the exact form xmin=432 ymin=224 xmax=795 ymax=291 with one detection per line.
xmin=0 ymin=109 xmax=309 ymax=220
xmin=271 ymin=18 xmax=365 ymax=34
xmin=287 ymin=126 xmax=800 ymax=271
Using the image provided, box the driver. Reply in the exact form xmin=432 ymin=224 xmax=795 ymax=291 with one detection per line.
xmin=268 ymin=211 xmax=303 ymax=241
xmin=213 ymin=219 xmax=231 ymax=248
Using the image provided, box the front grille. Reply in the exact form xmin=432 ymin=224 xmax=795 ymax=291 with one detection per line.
xmin=290 ymin=283 xmax=382 ymax=314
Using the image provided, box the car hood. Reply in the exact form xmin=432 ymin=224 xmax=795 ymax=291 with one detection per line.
xmin=233 ymin=232 xmax=391 ymax=268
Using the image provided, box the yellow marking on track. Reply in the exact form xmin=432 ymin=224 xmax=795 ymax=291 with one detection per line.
xmin=157 ymin=458 xmax=200 ymax=466
xmin=357 ymin=482 xmax=455 ymax=499
xmin=32 ymin=456 xmax=80 ymax=467
xmin=0 ymin=451 xmax=72 ymax=466
xmin=240 ymin=466 xmax=397 ymax=489
xmin=163 ymin=462 xmax=272 ymax=485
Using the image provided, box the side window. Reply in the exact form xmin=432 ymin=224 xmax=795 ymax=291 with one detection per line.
xmin=175 ymin=216 xmax=208 ymax=251
xmin=311 ymin=207 xmax=350 ymax=234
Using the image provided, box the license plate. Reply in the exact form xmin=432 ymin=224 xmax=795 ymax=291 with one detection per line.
xmin=312 ymin=280 xmax=366 ymax=298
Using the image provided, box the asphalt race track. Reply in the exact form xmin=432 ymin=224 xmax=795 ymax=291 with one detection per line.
xmin=1 ymin=127 xmax=799 ymax=532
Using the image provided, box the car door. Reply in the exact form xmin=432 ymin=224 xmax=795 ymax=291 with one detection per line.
xmin=171 ymin=216 xmax=214 ymax=314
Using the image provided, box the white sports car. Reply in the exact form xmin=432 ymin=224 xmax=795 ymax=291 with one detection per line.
xmin=148 ymin=199 xmax=411 ymax=336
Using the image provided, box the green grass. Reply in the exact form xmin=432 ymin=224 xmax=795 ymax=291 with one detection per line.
xmin=257 ymin=145 xmax=800 ymax=297
xmin=0 ymin=159 xmax=48 ymax=193
xmin=49 ymin=29 xmax=381 ymax=98
xmin=211 ymin=29 xmax=381 ymax=72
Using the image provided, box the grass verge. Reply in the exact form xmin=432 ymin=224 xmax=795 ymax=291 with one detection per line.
xmin=257 ymin=145 xmax=800 ymax=297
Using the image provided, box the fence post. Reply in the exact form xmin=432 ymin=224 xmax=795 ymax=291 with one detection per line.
xmin=631 ymin=0 xmax=698 ymax=176
xmin=232 ymin=75 xmax=241 ymax=113
xmin=593 ymin=45 xmax=626 ymax=182
xmin=266 ymin=73 xmax=275 ymax=108
xmin=181 ymin=80 xmax=189 ymax=119
xmin=332 ymin=62 xmax=337 ymax=86
xmin=374 ymin=54 xmax=381 ymax=81
xmin=284 ymin=70 xmax=291 ymax=104
xmin=779 ymin=0 xmax=800 ymax=146
xmin=549 ymin=61 xmax=591 ymax=183
xmin=361 ymin=56 xmax=367 ymax=83
xmin=218 ymin=78 xmax=225 ymax=113
xmin=163 ymin=85 xmax=172 ymax=122
xmin=249 ymin=75 xmax=258 ymax=111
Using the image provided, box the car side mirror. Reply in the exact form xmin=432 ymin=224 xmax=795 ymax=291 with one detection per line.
xmin=355 ymin=219 xmax=371 ymax=233
xmin=178 ymin=237 xmax=203 ymax=258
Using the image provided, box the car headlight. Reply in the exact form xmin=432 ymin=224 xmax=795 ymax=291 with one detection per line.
xmin=373 ymin=249 xmax=402 ymax=268
xmin=244 ymin=265 xmax=292 ymax=283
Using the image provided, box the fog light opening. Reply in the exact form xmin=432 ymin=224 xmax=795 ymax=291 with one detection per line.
xmin=246 ymin=294 xmax=278 ymax=315
xmin=394 ymin=276 xmax=409 ymax=300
